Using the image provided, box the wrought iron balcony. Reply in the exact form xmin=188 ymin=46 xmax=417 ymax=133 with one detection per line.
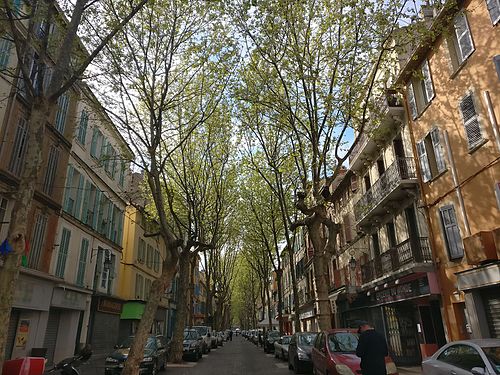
xmin=361 ymin=237 xmax=432 ymax=284
xmin=354 ymin=157 xmax=417 ymax=226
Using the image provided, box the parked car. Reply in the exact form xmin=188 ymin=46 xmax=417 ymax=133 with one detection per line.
xmin=183 ymin=329 xmax=203 ymax=362
xmin=274 ymin=335 xmax=292 ymax=360
xmin=192 ymin=326 xmax=212 ymax=354
xmin=105 ymin=335 xmax=167 ymax=375
xmin=216 ymin=332 xmax=224 ymax=346
xmin=288 ymin=332 xmax=318 ymax=374
xmin=311 ymin=329 xmax=398 ymax=375
xmin=264 ymin=330 xmax=281 ymax=353
xmin=422 ymin=339 xmax=500 ymax=375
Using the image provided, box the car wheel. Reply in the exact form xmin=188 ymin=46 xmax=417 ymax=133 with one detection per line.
xmin=193 ymin=352 xmax=199 ymax=362
xmin=294 ymin=357 xmax=301 ymax=374
xmin=151 ymin=360 xmax=158 ymax=375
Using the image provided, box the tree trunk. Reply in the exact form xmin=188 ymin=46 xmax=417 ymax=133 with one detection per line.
xmin=122 ymin=252 xmax=177 ymax=375
xmin=0 ymin=99 xmax=50 ymax=369
xmin=188 ymin=256 xmax=196 ymax=327
xmin=276 ymin=269 xmax=284 ymax=335
xmin=288 ymin=247 xmax=301 ymax=333
xmin=308 ymin=221 xmax=332 ymax=331
xmin=169 ymin=250 xmax=191 ymax=363
xmin=265 ymin=283 xmax=272 ymax=330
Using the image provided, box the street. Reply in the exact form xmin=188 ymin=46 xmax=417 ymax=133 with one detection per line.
xmin=79 ymin=336 xmax=423 ymax=375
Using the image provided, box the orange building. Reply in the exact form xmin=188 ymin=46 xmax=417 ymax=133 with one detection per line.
xmin=397 ymin=0 xmax=500 ymax=340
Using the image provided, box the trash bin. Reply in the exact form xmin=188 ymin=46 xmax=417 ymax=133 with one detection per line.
xmin=2 ymin=357 xmax=46 ymax=375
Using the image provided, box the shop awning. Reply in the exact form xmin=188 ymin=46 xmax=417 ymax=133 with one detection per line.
xmin=121 ymin=302 xmax=145 ymax=319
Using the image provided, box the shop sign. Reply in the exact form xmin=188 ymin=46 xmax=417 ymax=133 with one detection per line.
xmin=98 ymin=298 xmax=122 ymax=315
xmin=15 ymin=319 xmax=30 ymax=349
xmin=13 ymin=275 xmax=52 ymax=311
xmin=51 ymin=288 xmax=87 ymax=310
xmin=374 ymin=278 xmax=430 ymax=304
xmin=300 ymin=310 xmax=314 ymax=320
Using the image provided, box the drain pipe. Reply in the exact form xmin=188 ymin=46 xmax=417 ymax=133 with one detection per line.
xmin=483 ymin=91 xmax=500 ymax=152
xmin=443 ymin=130 xmax=471 ymax=236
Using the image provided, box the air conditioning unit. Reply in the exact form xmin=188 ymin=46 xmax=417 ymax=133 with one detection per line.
xmin=464 ymin=230 xmax=499 ymax=265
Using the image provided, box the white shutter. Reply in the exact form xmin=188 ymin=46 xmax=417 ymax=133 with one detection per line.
xmin=486 ymin=0 xmax=500 ymax=25
xmin=417 ymin=140 xmax=432 ymax=182
xmin=421 ymin=60 xmax=435 ymax=102
xmin=430 ymin=129 xmax=447 ymax=173
xmin=407 ymin=83 xmax=418 ymax=120
xmin=460 ymin=94 xmax=483 ymax=149
xmin=454 ymin=13 xmax=474 ymax=62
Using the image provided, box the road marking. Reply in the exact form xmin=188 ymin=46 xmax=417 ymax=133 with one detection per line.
xmin=275 ymin=363 xmax=288 ymax=369
xmin=166 ymin=362 xmax=197 ymax=368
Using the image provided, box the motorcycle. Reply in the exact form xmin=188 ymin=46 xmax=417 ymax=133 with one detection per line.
xmin=44 ymin=345 xmax=92 ymax=375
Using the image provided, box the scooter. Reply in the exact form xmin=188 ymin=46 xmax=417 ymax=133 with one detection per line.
xmin=44 ymin=345 xmax=92 ymax=375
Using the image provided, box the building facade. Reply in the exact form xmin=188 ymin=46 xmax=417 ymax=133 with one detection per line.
xmin=397 ymin=0 xmax=500 ymax=341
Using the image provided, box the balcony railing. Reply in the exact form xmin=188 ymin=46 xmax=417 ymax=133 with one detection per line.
xmin=361 ymin=237 xmax=432 ymax=284
xmin=354 ymin=157 xmax=417 ymax=222
xmin=349 ymin=133 xmax=369 ymax=167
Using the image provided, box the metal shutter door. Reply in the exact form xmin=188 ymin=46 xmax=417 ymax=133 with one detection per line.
xmin=482 ymin=288 xmax=500 ymax=338
xmin=91 ymin=312 xmax=120 ymax=354
xmin=44 ymin=309 xmax=61 ymax=366
xmin=5 ymin=309 xmax=20 ymax=360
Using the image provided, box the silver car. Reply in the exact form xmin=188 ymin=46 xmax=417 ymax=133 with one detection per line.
xmin=274 ymin=335 xmax=292 ymax=360
xmin=422 ymin=339 xmax=500 ymax=375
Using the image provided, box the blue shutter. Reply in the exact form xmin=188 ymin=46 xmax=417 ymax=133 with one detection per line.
xmin=0 ymin=37 xmax=12 ymax=69
xmin=55 ymin=228 xmax=71 ymax=278
xmin=90 ymin=129 xmax=98 ymax=158
xmin=77 ymin=110 xmax=89 ymax=145
xmin=76 ymin=238 xmax=89 ymax=286
xmin=74 ymin=174 xmax=84 ymax=219
xmin=54 ymin=93 xmax=69 ymax=133
xmin=81 ymin=180 xmax=91 ymax=222
xmin=117 ymin=210 xmax=124 ymax=246
xmin=63 ymin=165 xmax=74 ymax=213
xmin=92 ymin=190 xmax=101 ymax=230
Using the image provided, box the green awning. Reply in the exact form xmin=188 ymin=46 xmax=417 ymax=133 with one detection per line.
xmin=120 ymin=302 xmax=145 ymax=320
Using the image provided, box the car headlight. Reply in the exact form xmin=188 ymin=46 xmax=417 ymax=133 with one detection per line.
xmin=105 ymin=357 xmax=118 ymax=363
xmin=142 ymin=356 xmax=153 ymax=362
xmin=386 ymin=361 xmax=398 ymax=374
xmin=335 ymin=364 xmax=355 ymax=375
xmin=297 ymin=347 xmax=308 ymax=360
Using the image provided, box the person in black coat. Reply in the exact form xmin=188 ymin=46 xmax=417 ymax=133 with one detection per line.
xmin=356 ymin=321 xmax=389 ymax=375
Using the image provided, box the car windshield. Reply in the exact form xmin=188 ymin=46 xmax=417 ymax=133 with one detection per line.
xmin=482 ymin=346 xmax=500 ymax=374
xmin=194 ymin=327 xmax=208 ymax=336
xmin=184 ymin=331 xmax=198 ymax=340
xmin=282 ymin=337 xmax=291 ymax=345
xmin=298 ymin=333 xmax=317 ymax=346
xmin=118 ymin=337 xmax=155 ymax=350
xmin=268 ymin=331 xmax=280 ymax=338
xmin=328 ymin=332 xmax=359 ymax=353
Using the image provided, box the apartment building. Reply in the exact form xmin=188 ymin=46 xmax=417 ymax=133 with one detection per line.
xmin=397 ymin=0 xmax=500 ymax=341
xmin=118 ymin=202 xmax=170 ymax=341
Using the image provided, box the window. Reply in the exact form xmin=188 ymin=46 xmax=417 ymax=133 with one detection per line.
xmin=417 ymin=128 xmax=447 ymax=182
xmin=0 ymin=36 xmax=12 ymax=69
xmin=0 ymin=197 xmax=8 ymax=233
xmin=76 ymin=238 xmax=89 ymax=286
xmin=63 ymin=166 xmax=85 ymax=218
xmin=138 ymin=238 xmax=146 ymax=263
xmin=154 ymin=250 xmax=160 ymax=272
xmin=119 ymin=161 xmax=126 ymax=188
xmin=487 ymin=0 xmax=500 ymax=24
xmin=438 ymin=344 xmax=485 ymax=371
xmin=81 ymin=182 xmax=98 ymax=226
xmin=439 ymin=205 xmax=464 ymax=260
xmin=77 ymin=110 xmax=89 ymax=145
xmin=460 ymin=93 xmax=484 ymax=150
xmin=27 ymin=212 xmax=47 ymax=269
xmin=145 ymin=278 xmax=152 ymax=300
xmin=447 ymin=13 xmax=474 ymax=70
xmin=8 ymin=117 xmax=28 ymax=176
xmin=146 ymin=244 xmax=153 ymax=268
xmin=90 ymin=128 xmax=103 ymax=159
xmin=54 ymin=93 xmax=69 ymax=133
xmin=406 ymin=59 xmax=435 ymax=120
xmin=135 ymin=273 xmax=144 ymax=299
xmin=42 ymin=145 xmax=60 ymax=195
xmin=55 ymin=228 xmax=71 ymax=278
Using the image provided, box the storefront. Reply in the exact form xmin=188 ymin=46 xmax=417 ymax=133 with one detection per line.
xmin=88 ymin=296 xmax=123 ymax=354
xmin=342 ymin=273 xmax=446 ymax=366
xmin=299 ymin=307 xmax=317 ymax=332
xmin=119 ymin=301 xmax=167 ymax=341
xmin=457 ymin=262 xmax=500 ymax=339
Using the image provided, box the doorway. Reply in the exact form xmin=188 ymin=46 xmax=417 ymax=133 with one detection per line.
xmin=384 ymin=304 xmax=421 ymax=365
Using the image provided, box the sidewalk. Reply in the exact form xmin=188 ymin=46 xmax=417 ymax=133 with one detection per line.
xmin=398 ymin=367 xmax=423 ymax=375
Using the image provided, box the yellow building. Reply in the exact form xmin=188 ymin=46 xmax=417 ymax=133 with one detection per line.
xmin=397 ymin=0 xmax=500 ymax=341
xmin=118 ymin=196 xmax=171 ymax=339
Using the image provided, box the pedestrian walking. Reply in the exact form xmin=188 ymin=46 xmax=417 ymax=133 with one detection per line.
xmin=229 ymin=329 xmax=233 ymax=341
xmin=356 ymin=321 xmax=389 ymax=375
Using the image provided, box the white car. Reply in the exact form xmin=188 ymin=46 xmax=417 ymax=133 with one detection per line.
xmin=422 ymin=339 xmax=500 ymax=375
xmin=192 ymin=326 xmax=213 ymax=354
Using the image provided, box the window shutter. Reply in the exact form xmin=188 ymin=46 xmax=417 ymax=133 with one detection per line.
xmin=63 ymin=165 xmax=74 ymax=213
xmin=407 ymin=83 xmax=418 ymax=120
xmin=77 ymin=110 xmax=89 ymax=145
xmin=28 ymin=213 xmax=48 ymax=269
xmin=81 ymin=180 xmax=91 ymax=222
xmin=439 ymin=205 xmax=464 ymax=259
xmin=9 ymin=117 xmax=28 ymax=176
xmin=55 ymin=228 xmax=71 ymax=278
xmin=0 ymin=37 xmax=12 ymax=69
xmin=417 ymin=140 xmax=432 ymax=182
xmin=90 ymin=128 xmax=98 ymax=157
xmin=343 ymin=213 xmax=353 ymax=243
xmin=54 ymin=94 xmax=69 ymax=133
xmin=460 ymin=94 xmax=483 ymax=149
xmin=454 ymin=13 xmax=474 ymax=62
xmin=74 ymin=174 xmax=84 ymax=218
xmin=421 ymin=60 xmax=435 ymax=102
xmin=430 ymin=129 xmax=447 ymax=173
xmin=76 ymin=238 xmax=89 ymax=286
xmin=92 ymin=190 xmax=101 ymax=230
xmin=43 ymin=146 xmax=60 ymax=195
xmin=486 ymin=0 xmax=500 ymax=24
xmin=117 ymin=211 xmax=124 ymax=246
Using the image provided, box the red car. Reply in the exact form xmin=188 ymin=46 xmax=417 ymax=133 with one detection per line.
xmin=311 ymin=329 xmax=398 ymax=375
